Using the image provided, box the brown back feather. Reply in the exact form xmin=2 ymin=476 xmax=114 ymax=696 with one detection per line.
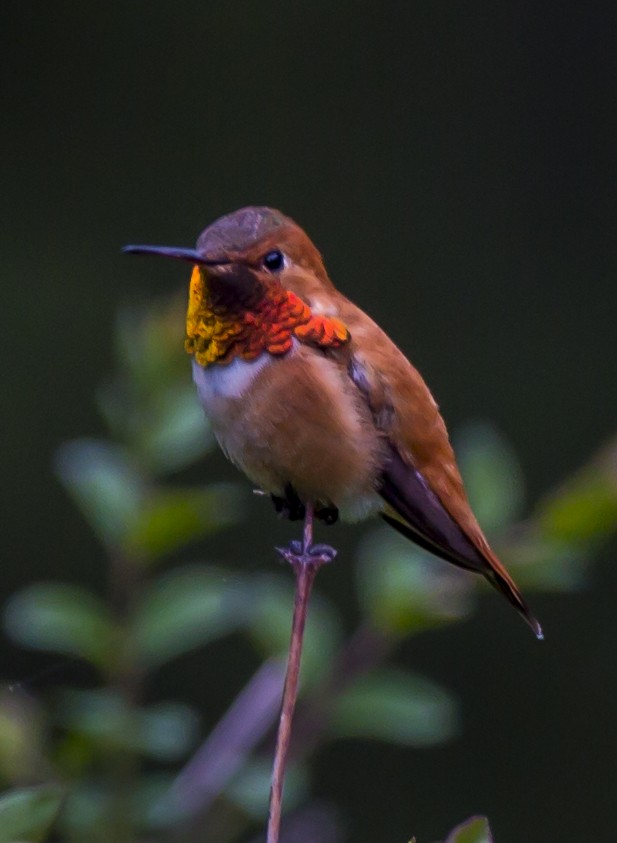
xmin=336 ymin=293 xmax=542 ymax=637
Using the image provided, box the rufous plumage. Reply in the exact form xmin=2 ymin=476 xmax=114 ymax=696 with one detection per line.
xmin=124 ymin=207 xmax=541 ymax=637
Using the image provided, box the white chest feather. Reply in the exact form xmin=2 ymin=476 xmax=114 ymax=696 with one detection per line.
xmin=192 ymin=355 xmax=271 ymax=413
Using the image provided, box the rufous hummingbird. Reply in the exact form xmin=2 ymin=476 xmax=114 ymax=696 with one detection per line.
xmin=124 ymin=206 xmax=542 ymax=638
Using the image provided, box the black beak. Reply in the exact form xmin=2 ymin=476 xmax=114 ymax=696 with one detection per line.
xmin=122 ymin=245 xmax=231 ymax=266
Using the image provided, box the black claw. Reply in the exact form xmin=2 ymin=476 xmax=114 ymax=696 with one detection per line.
xmin=270 ymin=487 xmax=339 ymax=526
xmin=271 ymin=495 xmax=285 ymax=514
xmin=315 ymin=505 xmax=339 ymax=525
xmin=308 ymin=543 xmax=337 ymax=561
xmin=271 ymin=487 xmax=306 ymax=521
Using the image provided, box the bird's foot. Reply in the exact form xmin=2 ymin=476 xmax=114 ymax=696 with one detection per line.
xmin=275 ymin=540 xmax=337 ymax=568
xmin=307 ymin=543 xmax=337 ymax=561
xmin=268 ymin=486 xmax=339 ymax=526
xmin=315 ymin=505 xmax=339 ymax=525
xmin=271 ymin=487 xmax=305 ymax=522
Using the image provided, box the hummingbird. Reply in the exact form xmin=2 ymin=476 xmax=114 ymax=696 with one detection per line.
xmin=124 ymin=206 xmax=542 ymax=638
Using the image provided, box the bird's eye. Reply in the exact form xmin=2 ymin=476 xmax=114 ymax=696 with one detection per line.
xmin=262 ymin=250 xmax=285 ymax=272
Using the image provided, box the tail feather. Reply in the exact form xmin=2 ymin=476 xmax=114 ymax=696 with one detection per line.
xmin=379 ymin=445 xmax=542 ymax=638
xmin=382 ymin=513 xmax=542 ymax=638
xmin=483 ymin=556 xmax=544 ymax=640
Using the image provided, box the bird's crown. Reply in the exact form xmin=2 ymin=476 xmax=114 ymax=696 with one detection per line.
xmin=196 ymin=207 xmax=292 ymax=260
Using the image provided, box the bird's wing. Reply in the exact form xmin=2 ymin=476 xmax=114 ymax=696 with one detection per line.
xmin=337 ymin=297 xmax=541 ymax=636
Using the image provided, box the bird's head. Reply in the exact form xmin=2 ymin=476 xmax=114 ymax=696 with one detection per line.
xmin=124 ymin=207 xmax=347 ymax=366
xmin=124 ymin=206 xmax=334 ymax=300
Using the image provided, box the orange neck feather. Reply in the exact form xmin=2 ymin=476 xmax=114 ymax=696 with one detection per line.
xmin=185 ymin=266 xmax=350 ymax=367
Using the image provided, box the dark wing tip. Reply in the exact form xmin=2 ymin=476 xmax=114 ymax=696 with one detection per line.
xmin=530 ymin=616 xmax=544 ymax=641
xmin=378 ymin=445 xmax=543 ymax=639
xmin=517 ymin=605 xmax=543 ymax=639
xmin=486 ymin=567 xmax=543 ymax=640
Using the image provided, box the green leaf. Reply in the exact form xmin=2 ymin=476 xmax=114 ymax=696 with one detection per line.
xmin=0 ymin=689 xmax=46 ymax=782
xmin=60 ymin=776 xmax=178 ymax=839
xmin=136 ymin=773 xmax=177 ymax=829
xmin=444 ymin=815 xmax=493 ymax=843
xmin=357 ymin=529 xmax=474 ymax=635
xmin=139 ymin=703 xmax=199 ymax=761
xmin=64 ymin=773 xmax=181 ymax=833
xmin=58 ymin=690 xmax=131 ymax=750
xmin=503 ymin=536 xmax=587 ymax=591
xmin=130 ymin=385 xmax=213 ymax=474
xmin=59 ymin=690 xmax=199 ymax=761
xmin=54 ymin=439 xmax=144 ymax=548
xmin=226 ymin=758 xmax=308 ymax=820
xmin=132 ymin=566 xmax=250 ymax=668
xmin=536 ymin=439 xmax=617 ymax=546
xmin=58 ymin=782 xmax=106 ymax=840
xmin=113 ymin=300 xmax=186 ymax=388
xmin=456 ymin=422 xmax=525 ymax=532
xmin=330 ymin=669 xmax=458 ymax=746
xmin=99 ymin=300 xmax=215 ymax=474
xmin=126 ymin=483 xmax=242 ymax=560
xmin=4 ymin=583 xmax=115 ymax=669
xmin=0 ymin=785 xmax=64 ymax=843
xmin=246 ymin=574 xmax=341 ymax=686
xmin=98 ymin=375 xmax=213 ymax=476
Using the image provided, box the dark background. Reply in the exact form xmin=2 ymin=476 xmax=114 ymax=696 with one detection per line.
xmin=1 ymin=2 xmax=616 ymax=841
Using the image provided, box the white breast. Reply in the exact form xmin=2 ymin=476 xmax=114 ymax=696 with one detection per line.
xmin=192 ymin=354 xmax=271 ymax=411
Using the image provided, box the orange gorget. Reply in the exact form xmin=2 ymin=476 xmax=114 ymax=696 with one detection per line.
xmin=185 ymin=266 xmax=350 ymax=367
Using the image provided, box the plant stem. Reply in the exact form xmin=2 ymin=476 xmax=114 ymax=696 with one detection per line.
xmin=267 ymin=505 xmax=333 ymax=843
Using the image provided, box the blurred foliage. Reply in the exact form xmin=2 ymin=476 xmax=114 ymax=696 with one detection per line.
xmin=0 ymin=785 xmax=64 ymax=843
xmin=330 ymin=670 xmax=457 ymax=746
xmin=441 ymin=816 xmax=493 ymax=843
xmin=1 ymin=295 xmax=616 ymax=842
